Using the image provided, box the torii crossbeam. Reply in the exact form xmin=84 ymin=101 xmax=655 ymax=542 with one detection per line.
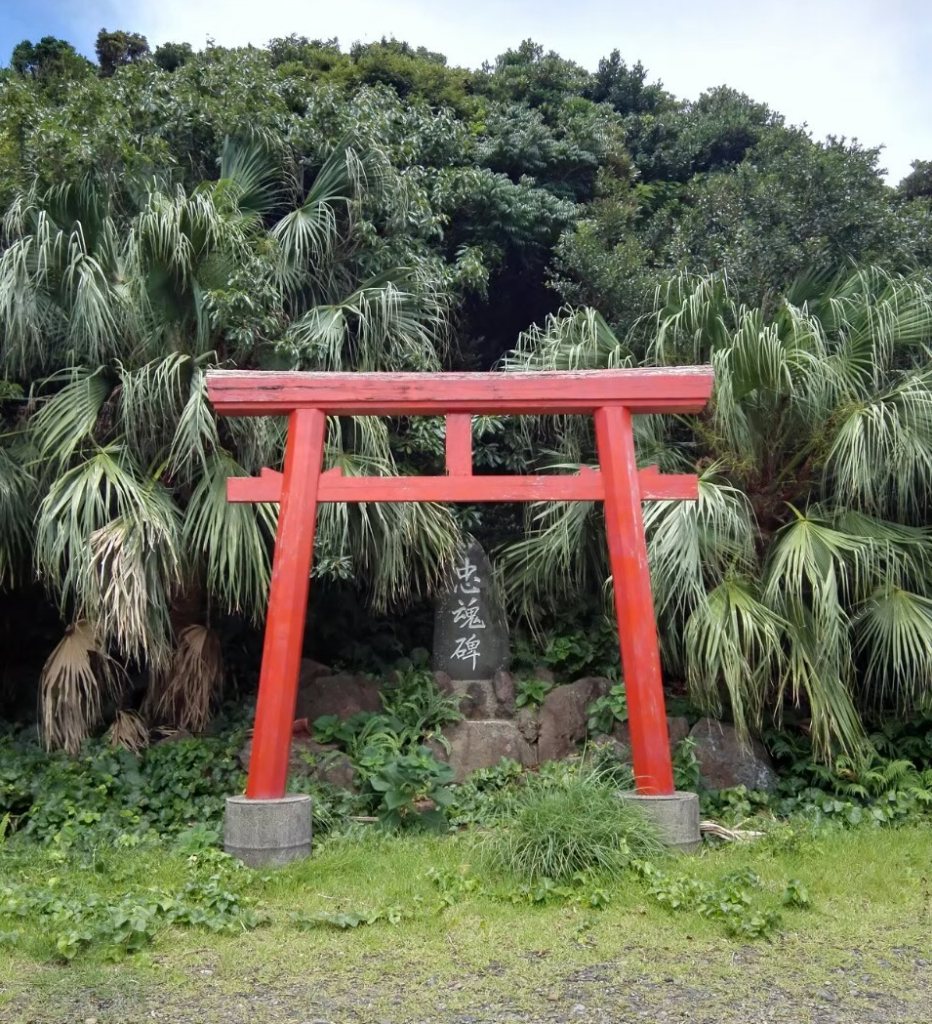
xmin=207 ymin=368 xmax=714 ymax=802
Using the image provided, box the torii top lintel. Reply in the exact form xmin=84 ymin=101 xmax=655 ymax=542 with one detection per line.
xmin=206 ymin=367 xmax=714 ymax=417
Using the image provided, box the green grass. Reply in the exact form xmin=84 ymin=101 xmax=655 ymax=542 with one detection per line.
xmin=1 ymin=824 xmax=931 ymax=1022
xmin=476 ymin=767 xmax=665 ymax=881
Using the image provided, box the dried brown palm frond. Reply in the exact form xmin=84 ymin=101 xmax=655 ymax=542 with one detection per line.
xmin=39 ymin=621 xmax=121 ymax=753
xmin=156 ymin=625 xmax=223 ymax=733
xmin=106 ymin=709 xmax=150 ymax=753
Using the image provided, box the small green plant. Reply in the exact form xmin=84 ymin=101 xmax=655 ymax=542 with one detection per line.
xmin=426 ymin=865 xmax=485 ymax=907
xmin=369 ymin=747 xmax=455 ymax=829
xmin=0 ymin=728 xmax=245 ymax=847
xmin=672 ymin=737 xmax=701 ymax=791
xmin=380 ymin=652 xmax=463 ymax=741
xmin=586 ymin=683 xmax=628 ymax=736
xmin=513 ymin=604 xmax=622 ymax=679
xmin=447 ymin=758 xmax=526 ymax=827
xmin=515 ymin=678 xmax=553 ymax=709
xmin=289 ymin=904 xmax=414 ymax=930
xmin=782 ymin=878 xmax=812 ymax=908
xmin=478 ymin=766 xmax=664 ymax=881
xmin=634 ymin=861 xmax=784 ymax=941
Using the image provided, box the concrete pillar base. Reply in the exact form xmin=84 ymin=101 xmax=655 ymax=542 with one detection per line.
xmin=620 ymin=790 xmax=701 ymax=853
xmin=224 ymin=794 xmax=312 ymax=867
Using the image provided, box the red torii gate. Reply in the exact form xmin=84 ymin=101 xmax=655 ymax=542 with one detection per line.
xmin=207 ymin=368 xmax=714 ymax=802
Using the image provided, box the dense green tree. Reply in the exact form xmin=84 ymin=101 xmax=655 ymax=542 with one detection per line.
xmin=479 ymin=39 xmax=590 ymax=115
xmin=10 ymin=37 xmax=93 ymax=82
xmin=95 ymin=29 xmax=150 ymax=77
xmin=585 ymin=49 xmax=669 ymax=115
xmin=153 ymin=41 xmax=194 ymax=73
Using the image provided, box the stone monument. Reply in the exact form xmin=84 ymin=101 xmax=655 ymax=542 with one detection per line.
xmin=432 ymin=538 xmax=509 ymax=681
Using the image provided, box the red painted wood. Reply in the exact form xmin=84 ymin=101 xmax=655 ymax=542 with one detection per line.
xmin=246 ymin=408 xmax=327 ymax=800
xmin=595 ymin=405 xmax=675 ymax=796
xmin=445 ymin=415 xmax=473 ymax=476
xmin=227 ymin=466 xmax=698 ymax=504
xmin=228 ymin=467 xmax=284 ymax=502
xmin=211 ymin=370 xmax=714 ymax=803
xmin=206 ymin=368 xmax=714 ymax=416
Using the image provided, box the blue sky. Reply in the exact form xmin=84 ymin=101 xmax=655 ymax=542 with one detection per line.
xmin=2 ymin=0 xmax=930 ymax=183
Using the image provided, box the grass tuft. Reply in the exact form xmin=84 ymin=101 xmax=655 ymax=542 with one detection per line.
xmin=477 ymin=767 xmax=665 ymax=882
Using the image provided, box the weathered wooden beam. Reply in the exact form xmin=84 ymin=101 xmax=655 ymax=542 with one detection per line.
xmin=206 ymin=368 xmax=714 ymax=417
xmin=596 ymin=406 xmax=675 ymax=796
xmin=246 ymin=409 xmax=326 ymax=801
xmin=445 ymin=414 xmax=473 ymax=476
xmin=226 ymin=465 xmax=698 ymax=504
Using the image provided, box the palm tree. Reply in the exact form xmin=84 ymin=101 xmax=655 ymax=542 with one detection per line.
xmin=0 ymin=138 xmax=459 ymax=750
xmin=501 ymin=268 xmax=932 ymax=755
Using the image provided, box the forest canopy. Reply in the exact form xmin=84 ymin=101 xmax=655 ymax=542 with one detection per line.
xmin=3 ymin=29 xmax=932 ymax=755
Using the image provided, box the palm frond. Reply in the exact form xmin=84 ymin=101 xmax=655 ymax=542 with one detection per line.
xmin=31 ymin=368 xmax=113 ymax=470
xmin=779 ymin=616 xmax=866 ymax=756
xmin=498 ymin=498 xmax=603 ymax=620
xmin=823 ymin=373 xmax=932 ymax=518
xmin=117 ymin=354 xmax=193 ymax=463
xmin=35 ymin=445 xmax=183 ymax=665
xmin=214 ymin=137 xmax=282 ymax=218
xmin=166 ymin=362 xmax=221 ymax=483
xmin=40 ymin=622 xmax=121 ymax=753
xmin=272 ymin=141 xmax=380 ymax=291
xmin=684 ymin=577 xmax=786 ymax=738
xmin=832 ymin=510 xmax=932 ymax=595
xmin=645 ymin=471 xmax=759 ymax=673
xmin=156 ymin=625 xmax=223 ymax=733
xmin=183 ymin=451 xmax=277 ymax=620
xmin=854 ymin=587 xmax=932 ymax=712
xmin=315 ymin=427 xmax=460 ymax=609
xmin=282 ymin=268 xmax=446 ymax=371
xmin=106 ymin=709 xmax=150 ymax=752
xmin=502 ymin=306 xmax=630 ymax=371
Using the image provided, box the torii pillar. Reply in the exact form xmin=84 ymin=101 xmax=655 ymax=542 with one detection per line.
xmin=207 ymin=367 xmax=713 ymax=864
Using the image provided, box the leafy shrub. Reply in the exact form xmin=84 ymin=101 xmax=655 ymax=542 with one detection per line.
xmin=0 ymin=844 xmax=266 ymax=960
xmin=702 ymin=719 xmax=932 ymax=828
xmin=585 ymin=683 xmax=628 ymax=735
xmin=512 ymin=603 xmax=621 ymax=680
xmin=0 ymin=728 xmax=245 ymax=846
xmin=379 ymin=652 xmax=463 ymax=740
xmin=672 ymin=737 xmax=701 ymax=791
xmin=369 ymin=747 xmax=455 ymax=830
xmin=447 ymin=757 xmax=526 ymax=827
xmin=478 ymin=767 xmax=664 ymax=881
xmin=514 ymin=677 xmax=554 ymax=709
xmin=634 ymin=860 xmax=786 ymax=941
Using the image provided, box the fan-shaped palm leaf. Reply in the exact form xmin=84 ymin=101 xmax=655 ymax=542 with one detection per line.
xmin=183 ymin=451 xmax=277 ymax=620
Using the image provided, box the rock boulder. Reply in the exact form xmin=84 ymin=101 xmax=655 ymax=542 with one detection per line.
xmin=612 ymin=714 xmax=692 ymax=752
xmin=432 ymin=720 xmax=537 ymax=782
xmin=295 ymin=673 xmax=381 ymax=724
xmin=688 ymin=718 xmax=778 ymax=792
xmin=299 ymin=658 xmax=333 ymax=687
xmin=537 ymin=676 xmax=611 ymax=763
xmin=667 ymin=715 xmax=691 ymax=747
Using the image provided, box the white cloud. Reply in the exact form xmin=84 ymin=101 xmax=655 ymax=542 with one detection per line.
xmin=123 ymin=0 xmax=930 ymax=181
